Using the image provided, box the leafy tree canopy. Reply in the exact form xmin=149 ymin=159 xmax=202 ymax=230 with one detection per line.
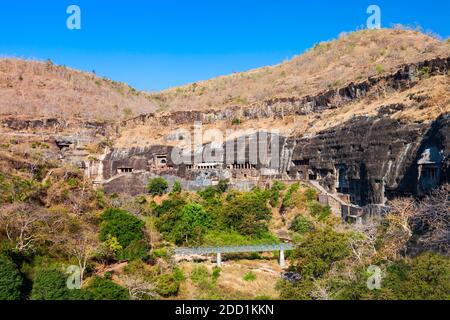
xmin=0 ymin=254 xmax=23 ymax=300
xmin=99 ymin=208 xmax=145 ymax=248
xmin=147 ymin=177 xmax=168 ymax=196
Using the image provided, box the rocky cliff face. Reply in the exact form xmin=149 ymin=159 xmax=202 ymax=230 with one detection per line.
xmin=290 ymin=113 xmax=449 ymax=205
xmin=2 ymin=56 xmax=448 ymax=206
xmin=121 ymin=57 xmax=449 ymax=128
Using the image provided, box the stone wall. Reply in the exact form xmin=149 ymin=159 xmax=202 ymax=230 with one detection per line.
xmin=290 ymin=114 xmax=449 ymax=205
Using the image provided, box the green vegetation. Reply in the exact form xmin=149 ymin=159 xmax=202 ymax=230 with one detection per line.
xmin=147 ymin=177 xmax=169 ymax=196
xmin=269 ymin=181 xmax=286 ymax=207
xmin=243 ymin=272 xmax=257 ymax=282
xmin=375 ymin=64 xmax=385 ymax=74
xmin=282 ymin=183 xmax=300 ymax=209
xmin=99 ymin=208 xmax=148 ymax=261
xmin=202 ymin=230 xmax=279 ymax=246
xmin=31 ymin=267 xmax=70 ymax=300
xmin=99 ymin=209 xmax=145 ymax=248
xmin=290 ymin=215 xmax=314 ymax=234
xmin=155 ymin=272 xmax=182 ymax=297
xmin=171 ymin=181 xmax=182 ymax=194
xmin=334 ymin=252 xmax=450 ymax=300
xmin=307 ymin=201 xmax=331 ymax=221
xmin=171 ymin=203 xmax=212 ymax=245
xmin=231 ymin=118 xmax=242 ymax=125
xmin=292 ymin=228 xmax=350 ymax=278
xmin=154 ymin=187 xmax=276 ymax=247
xmin=418 ymin=66 xmax=430 ymax=78
xmin=31 ymin=142 xmax=49 ymax=149
xmin=220 ymin=189 xmax=272 ymax=237
xmin=0 ymin=255 xmax=23 ymax=300
xmin=190 ymin=265 xmax=221 ymax=300
xmin=87 ymin=276 xmax=129 ymax=300
xmin=0 ymin=146 xmax=448 ymax=301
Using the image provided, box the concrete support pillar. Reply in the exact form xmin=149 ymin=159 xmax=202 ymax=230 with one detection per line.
xmin=216 ymin=252 xmax=222 ymax=267
xmin=279 ymin=250 xmax=285 ymax=269
xmin=356 ymin=217 xmax=363 ymax=225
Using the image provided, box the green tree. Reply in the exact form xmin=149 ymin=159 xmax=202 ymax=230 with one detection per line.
xmin=147 ymin=177 xmax=168 ymax=196
xmin=0 ymin=254 xmax=23 ymax=300
xmin=335 ymin=253 xmax=450 ymax=300
xmin=118 ymin=239 xmax=149 ymax=261
xmin=216 ymin=179 xmax=230 ymax=193
xmin=290 ymin=215 xmax=314 ymax=234
xmin=171 ymin=181 xmax=182 ymax=194
xmin=154 ymin=195 xmax=187 ymax=236
xmin=282 ymin=183 xmax=300 ymax=209
xmin=269 ymin=181 xmax=286 ymax=207
xmin=87 ymin=276 xmax=129 ymax=300
xmin=172 ymin=203 xmax=212 ymax=245
xmin=198 ymin=186 xmax=219 ymax=200
xmin=155 ymin=273 xmax=181 ymax=297
xmin=291 ymin=228 xmax=350 ymax=278
xmin=376 ymin=252 xmax=450 ymax=300
xmin=99 ymin=209 xmax=145 ymax=248
xmin=221 ymin=191 xmax=271 ymax=237
xmin=304 ymin=188 xmax=317 ymax=202
xmin=31 ymin=267 xmax=68 ymax=300
xmin=307 ymin=201 xmax=331 ymax=221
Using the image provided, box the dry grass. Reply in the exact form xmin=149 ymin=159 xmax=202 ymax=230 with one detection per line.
xmin=0 ymin=59 xmax=159 ymax=120
xmin=1 ymin=29 xmax=449 ymax=121
xmin=154 ymin=29 xmax=450 ymax=112
xmin=113 ymin=73 xmax=449 ymax=149
xmin=177 ymin=260 xmax=282 ymax=300
xmin=310 ymin=75 xmax=450 ymax=133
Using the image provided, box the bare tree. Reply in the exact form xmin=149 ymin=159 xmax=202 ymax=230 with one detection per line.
xmin=0 ymin=204 xmax=40 ymax=252
xmin=382 ymin=197 xmax=416 ymax=260
xmin=120 ymin=275 xmax=159 ymax=300
xmin=411 ymin=185 xmax=449 ymax=253
xmin=69 ymin=234 xmax=97 ymax=288
xmin=349 ymin=220 xmax=379 ymax=263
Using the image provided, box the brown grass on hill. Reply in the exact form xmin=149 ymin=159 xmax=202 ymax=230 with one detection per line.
xmin=1 ymin=29 xmax=449 ymax=121
xmin=154 ymin=29 xmax=450 ymax=112
xmin=113 ymin=73 xmax=449 ymax=149
xmin=0 ymin=58 xmax=159 ymax=120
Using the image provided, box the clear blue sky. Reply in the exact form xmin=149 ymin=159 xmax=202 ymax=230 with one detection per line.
xmin=0 ymin=0 xmax=448 ymax=91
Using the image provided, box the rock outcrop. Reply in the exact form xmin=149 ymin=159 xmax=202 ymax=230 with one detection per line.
xmin=290 ymin=114 xmax=449 ymax=205
xmin=121 ymin=57 xmax=450 ymax=128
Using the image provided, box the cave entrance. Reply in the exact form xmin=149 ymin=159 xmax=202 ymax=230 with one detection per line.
xmin=335 ymin=164 xmax=349 ymax=193
xmin=417 ymin=146 xmax=443 ymax=193
xmin=155 ymin=154 xmax=168 ymax=167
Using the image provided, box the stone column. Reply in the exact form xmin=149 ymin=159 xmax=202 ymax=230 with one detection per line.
xmin=279 ymin=250 xmax=285 ymax=268
xmin=217 ymin=252 xmax=222 ymax=267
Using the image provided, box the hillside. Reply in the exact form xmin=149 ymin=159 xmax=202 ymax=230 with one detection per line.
xmin=0 ymin=59 xmax=160 ymax=120
xmin=155 ymin=29 xmax=450 ymax=112
xmin=1 ymin=29 xmax=449 ymax=121
xmin=0 ymin=27 xmax=449 ymax=302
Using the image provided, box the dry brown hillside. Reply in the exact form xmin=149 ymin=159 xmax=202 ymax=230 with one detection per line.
xmin=0 ymin=59 xmax=160 ymax=120
xmin=155 ymin=29 xmax=450 ymax=112
xmin=1 ymin=28 xmax=449 ymax=121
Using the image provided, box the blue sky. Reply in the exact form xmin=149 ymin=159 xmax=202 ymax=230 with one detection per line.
xmin=0 ymin=0 xmax=448 ymax=91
